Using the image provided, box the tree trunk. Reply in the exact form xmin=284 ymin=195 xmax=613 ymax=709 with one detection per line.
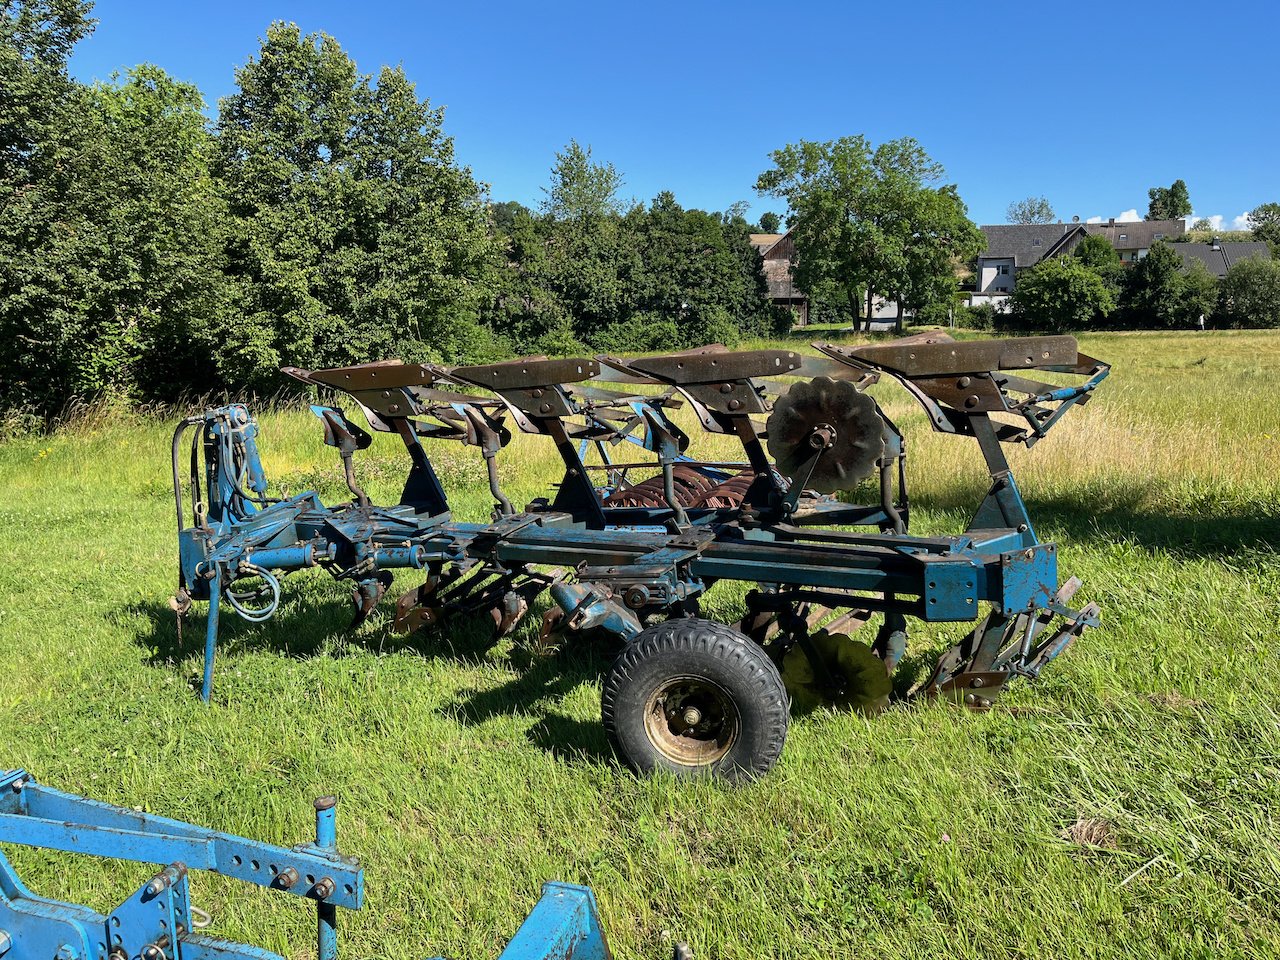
xmin=894 ymin=296 xmax=905 ymax=335
xmin=865 ymin=288 xmax=874 ymax=333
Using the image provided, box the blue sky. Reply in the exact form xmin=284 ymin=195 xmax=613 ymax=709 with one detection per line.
xmin=69 ymin=0 xmax=1278 ymax=229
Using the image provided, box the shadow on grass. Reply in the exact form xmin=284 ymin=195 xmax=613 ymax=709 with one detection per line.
xmin=914 ymin=480 xmax=1279 ymax=561
xmin=124 ymin=593 xmax=620 ymax=764
xmin=445 ymin=638 xmax=618 ymax=765
xmin=125 ymin=591 xmax=516 ymax=677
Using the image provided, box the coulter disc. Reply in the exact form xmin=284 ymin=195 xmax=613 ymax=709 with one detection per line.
xmin=766 ymin=377 xmax=883 ymax=494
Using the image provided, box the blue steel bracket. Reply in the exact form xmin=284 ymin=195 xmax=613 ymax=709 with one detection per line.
xmin=0 ymin=770 xmax=363 ymax=960
xmin=491 ymin=883 xmax=613 ymax=960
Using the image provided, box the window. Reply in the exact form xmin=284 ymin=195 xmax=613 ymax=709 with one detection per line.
xmin=1154 ymin=233 xmax=1164 ymax=240
xmin=1118 ymin=233 xmax=1128 ymax=241
xmin=998 ymin=264 xmax=1010 ymax=275
xmin=1033 ymin=238 xmax=1041 ymax=246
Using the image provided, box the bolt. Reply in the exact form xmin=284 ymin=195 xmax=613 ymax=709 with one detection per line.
xmin=719 ymin=383 xmax=733 ymax=394
xmin=964 ymin=395 xmax=979 ymax=408
xmin=9 ymin=779 xmax=23 ymax=793
xmin=531 ymin=388 xmax=544 ymax=398
xmin=727 ymin=399 xmax=741 ymax=410
xmin=276 ymin=867 xmax=300 ymax=889
xmin=957 ymin=376 xmax=971 ymax=388
xmin=964 ymin=693 xmax=976 ymax=705
xmin=313 ymin=877 xmax=336 ymax=900
xmin=971 ymin=677 xmax=985 ymax=688
xmin=144 ymin=876 xmax=167 ymax=897
xmin=381 ymin=390 xmax=391 ymax=398
xmin=681 ymin=707 xmax=702 ymax=727
xmin=539 ymin=403 xmax=552 ymax=413
xmin=387 ymin=403 xmax=400 ymax=413
xmin=314 ymin=796 xmax=337 ymax=811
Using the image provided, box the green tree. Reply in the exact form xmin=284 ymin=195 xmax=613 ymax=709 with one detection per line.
xmin=1 ymin=2 xmax=231 ymax=410
xmin=1007 ymin=196 xmax=1056 ymax=224
xmin=1191 ymin=217 xmax=1214 ymax=232
xmin=539 ymin=140 xmax=624 ymax=221
xmin=1073 ymin=233 xmax=1124 ymax=296
xmin=755 ymin=135 xmax=983 ymax=332
xmin=1118 ymin=243 xmax=1183 ymax=328
xmin=1146 ymin=179 xmax=1192 ymax=220
xmin=1009 ymin=257 xmax=1115 ymax=331
xmin=1247 ymin=202 xmax=1280 ymax=249
xmin=214 ymin=23 xmax=499 ymax=386
xmin=1217 ymin=256 xmax=1280 ymax=328
xmin=757 ymin=211 xmax=782 ymax=233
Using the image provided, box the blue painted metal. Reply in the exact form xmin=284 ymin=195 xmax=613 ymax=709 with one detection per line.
xmin=495 ymin=883 xmax=612 ymax=960
xmin=0 ymin=769 xmax=362 ymax=960
xmin=0 ymin=773 xmax=621 ymax=960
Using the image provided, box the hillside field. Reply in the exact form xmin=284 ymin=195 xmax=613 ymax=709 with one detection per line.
xmin=1 ymin=329 xmax=1277 ymax=960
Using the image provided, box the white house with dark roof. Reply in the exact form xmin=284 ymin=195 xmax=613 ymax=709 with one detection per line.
xmin=969 ymin=218 xmax=1188 ymax=306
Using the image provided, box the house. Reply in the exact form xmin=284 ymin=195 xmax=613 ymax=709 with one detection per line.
xmin=750 ymin=230 xmax=809 ymax=325
xmin=1085 ymin=218 xmax=1186 ymax=263
xmin=969 ymin=218 xmax=1189 ymax=307
xmin=972 ymin=223 xmax=1087 ymax=303
xmin=1169 ymin=237 xmax=1272 ymax=278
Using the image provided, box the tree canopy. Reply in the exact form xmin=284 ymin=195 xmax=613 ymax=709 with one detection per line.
xmin=1009 ymin=257 xmax=1115 ymax=330
xmin=1007 ymin=196 xmax=1056 ymax=224
xmin=1146 ymin=179 xmax=1192 ymax=221
xmin=755 ymin=136 xmax=983 ymax=331
xmin=1248 ymin=202 xmax=1280 ymax=249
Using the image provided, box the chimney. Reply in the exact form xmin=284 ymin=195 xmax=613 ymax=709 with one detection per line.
xmin=1108 ymin=218 xmax=1115 ymax=226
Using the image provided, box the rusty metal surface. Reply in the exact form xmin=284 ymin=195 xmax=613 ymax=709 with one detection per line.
xmin=283 ymin=360 xmax=443 ymax=392
xmin=452 ymin=357 xmax=600 ymax=390
xmin=620 ymin=348 xmax=804 ymax=385
xmin=818 ymin=335 xmax=1079 ymax=377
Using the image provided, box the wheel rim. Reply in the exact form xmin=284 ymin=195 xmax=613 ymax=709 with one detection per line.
xmin=643 ymin=676 xmax=740 ymax=767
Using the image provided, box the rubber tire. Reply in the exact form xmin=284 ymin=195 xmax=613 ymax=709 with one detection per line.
xmin=601 ymin=617 xmax=790 ymax=784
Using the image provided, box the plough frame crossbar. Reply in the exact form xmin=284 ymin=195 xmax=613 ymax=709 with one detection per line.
xmin=0 ymin=768 xmax=362 ymax=960
xmin=0 ymin=770 xmax=617 ymax=960
xmin=171 ymin=333 xmax=1109 ymax=779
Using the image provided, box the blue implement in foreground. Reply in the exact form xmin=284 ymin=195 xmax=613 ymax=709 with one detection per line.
xmin=0 ymin=770 xmax=626 ymax=960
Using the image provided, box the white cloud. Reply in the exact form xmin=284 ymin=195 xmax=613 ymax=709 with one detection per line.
xmin=1084 ymin=208 xmax=1144 ymax=224
xmin=1232 ymin=212 xmax=1253 ymax=230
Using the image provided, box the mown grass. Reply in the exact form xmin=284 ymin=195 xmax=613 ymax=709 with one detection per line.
xmin=1 ymin=329 xmax=1277 ymax=960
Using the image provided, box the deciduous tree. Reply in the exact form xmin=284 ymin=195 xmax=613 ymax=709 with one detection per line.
xmin=1146 ymin=179 xmax=1192 ymax=221
xmin=1007 ymin=196 xmax=1056 ymax=224
xmin=1217 ymin=256 xmax=1280 ymax=328
xmin=214 ymin=23 xmax=499 ymax=385
xmin=1009 ymin=257 xmax=1114 ymax=330
xmin=755 ymin=135 xmax=982 ymax=332
xmin=1247 ymin=202 xmax=1280 ymax=249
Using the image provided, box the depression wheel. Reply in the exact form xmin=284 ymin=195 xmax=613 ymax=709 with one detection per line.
xmin=601 ymin=618 xmax=789 ymax=783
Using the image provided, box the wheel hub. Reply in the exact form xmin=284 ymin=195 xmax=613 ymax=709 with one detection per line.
xmin=644 ymin=677 xmax=740 ymax=767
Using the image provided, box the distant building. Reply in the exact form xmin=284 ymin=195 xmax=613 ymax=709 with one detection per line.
xmin=970 ymin=218 xmax=1188 ymax=306
xmin=750 ymin=230 xmax=809 ymax=325
xmin=1085 ymin=218 xmax=1186 ymax=263
xmin=1169 ymin=238 xmax=1272 ymax=277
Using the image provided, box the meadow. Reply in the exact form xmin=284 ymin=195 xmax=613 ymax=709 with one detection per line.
xmin=1 ymin=329 xmax=1277 ymax=960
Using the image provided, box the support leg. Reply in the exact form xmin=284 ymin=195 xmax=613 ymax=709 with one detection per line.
xmin=201 ymin=571 xmax=222 ymax=703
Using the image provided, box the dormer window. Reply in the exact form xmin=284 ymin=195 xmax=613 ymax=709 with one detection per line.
xmin=1154 ymin=233 xmax=1164 ymax=240
xmin=1033 ymin=239 xmax=1041 ymax=246
xmin=1118 ymin=233 xmax=1128 ymax=241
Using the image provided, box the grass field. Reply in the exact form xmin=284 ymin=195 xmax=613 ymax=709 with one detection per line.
xmin=1 ymin=329 xmax=1278 ymax=960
